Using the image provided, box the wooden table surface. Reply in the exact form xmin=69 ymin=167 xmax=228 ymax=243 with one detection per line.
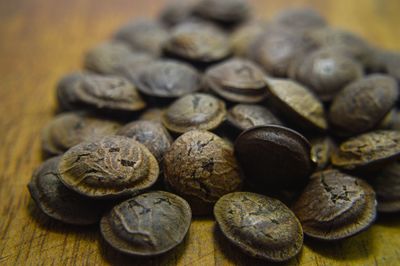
xmin=1 ymin=0 xmax=400 ymax=265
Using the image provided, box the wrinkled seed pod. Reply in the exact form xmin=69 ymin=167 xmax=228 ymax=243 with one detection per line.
xmin=58 ymin=136 xmax=159 ymax=199
xmin=292 ymin=169 xmax=376 ymax=241
xmin=100 ymin=191 xmax=191 ymax=256
xmin=193 ymin=0 xmax=251 ymax=24
xmin=214 ymin=192 xmax=303 ymax=262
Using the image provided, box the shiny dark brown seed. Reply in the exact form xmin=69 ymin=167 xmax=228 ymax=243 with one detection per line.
xmin=56 ymin=72 xmax=85 ymax=111
xmin=164 ymin=130 xmax=242 ymax=215
xmin=310 ymin=137 xmax=335 ymax=171
xmin=204 ymin=58 xmax=268 ymax=103
xmin=329 ymin=74 xmax=398 ymax=136
xmin=214 ymin=192 xmax=303 ymax=261
xmin=42 ymin=112 xmax=121 ymax=156
xmin=117 ymin=120 xmax=173 ymax=163
xmin=234 ymin=125 xmax=315 ymax=190
xmin=100 ymin=191 xmax=191 ymax=256
xmin=58 ymin=136 xmax=159 ymax=199
xmin=331 ymin=130 xmax=400 ymax=172
xmin=28 ymin=157 xmax=105 ymax=225
xmin=134 ymin=60 xmax=201 ymax=98
xmin=163 ymin=22 xmax=231 ymax=63
xmin=266 ymin=78 xmax=328 ymax=132
xmin=290 ymin=48 xmax=363 ymax=102
xmin=227 ymin=104 xmax=282 ymax=131
xmin=193 ymin=0 xmax=251 ymax=24
xmin=230 ymin=20 xmax=267 ymax=57
xmin=162 ymin=93 xmax=227 ymax=134
xmin=272 ymin=8 xmax=326 ymax=32
xmin=114 ymin=20 xmax=169 ymax=56
xmin=370 ymin=160 xmax=400 ymax=213
xmin=292 ymin=169 xmax=377 ymax=241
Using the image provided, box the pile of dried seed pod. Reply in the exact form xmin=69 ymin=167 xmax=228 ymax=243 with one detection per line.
xmin=28 ymin=0 xmax=400 ymax=262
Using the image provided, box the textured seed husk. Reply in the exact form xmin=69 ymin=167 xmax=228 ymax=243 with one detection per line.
xmin=56 ymin=72 xmax=85 ymax=111
xmin=162 ymin=93 xmax=227 ymax=134
xmin=203 ymin=58 xmax=269 ymax=103
xmin=193 ymin=0 xmax=251 ymax=24
xmin=58 ymin=136 xmax=159 ymax=199
xmin=214 ymin=192 xmax=303 ymax=262
xmin=41 ymin=112 xmax=121 ymax=156
xmin=163 ymin=130 xmax=242 ymax=215
xmin=310 ymin=136 xmax=336 ymax=171
xmin=117 ymin=120 xmax=173 ymax=164
xmin=266 ymin=78 xmax=328 ymax=132
xmin=292 ymin=169 xmax=377 ymax=241
xmin=100 ymin=191 xmax=191 ymax=256
xmin=28 ymin=156 xmax=105 ymax=225
xmin=234 ymin=125 xmax=315 ymax=190
xmin=271 ymin=8 xmax=327 ymax=32
xmin=138 ymin=108 xmax=165 ymax=123
xmin=227 ymin=104 xmax=283 ymax=131
xmin=329 ymin=74 xmax=399 ymax=136
xmin=230 ymin=20 xmax=267 ymax=57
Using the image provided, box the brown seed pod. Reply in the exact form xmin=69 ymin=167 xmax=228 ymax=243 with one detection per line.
xmin=379 ymin=108 xmax=400 ymax=130
xmin=310 ymin=136 xmax=336 ymax=171
xmin=58 ymin=136 xmax=159 ymax=199
xmin=162 ymin=93 xmax=227 ymax=134
xmin=227 ymin=104 xmax=283 ymax=131
xmin=214 ymin=192 xmax=303 ymax=262
xmin=134 ymin=60 xmax=201 ymax=98
xmin=292 ymin=169 xmax=377 ymax=241
xmin=272 ymin=8 xmax=327 ymax=32
xmin=331 ymin=130 xmax=400 ymax=172
xmin=234 ymin=125 xmax=315 ymax=191
xmin=117 ymin=120 xmax=173 ymax=164
xmin=56 ymin=72 xmax=85 ymax=111
xmin=114 ymin=19 xmax=169 ymax=56
xmin=28 ymin=157 xmax=105 ymax=225
xmin=230 ymin=20 xmax=267 ymax=57
xmin=159 ymin=0 xmax=197 ymax=27
xmin=138 ymin=108 xmax=165 ymax=123
xmin=203 ymin=58 xmax=268 ymax=103
xmin=290 ymin=48 xmax=364 ymax=102
xmin=163 ymin=22 xmax=231 ymax=63
xmin=385 ymin=52 xmax=400 ymax=82
xmin=266 ymin=78 xmax=328 ymax=132
xmin=370 ymin=160 xmax=400 ymax=213
xmin=164 ymin=130 xmax=242 ymax=215
xmin=42 ymin=112 xmax=121 ymax=156
xmin=100 ymin=191 xmax=191 ymax=256
xmin=193 ymin=0 xmax=251 ymax=24
xmin=329 ymin=74 xmax=398 ymax=136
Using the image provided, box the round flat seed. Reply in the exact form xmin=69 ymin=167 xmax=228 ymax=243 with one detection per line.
xmin=227 ymin=104 xmax=282 ymax=131
xmin=214 ymin=192 xmax=303 ymax=262
xmin=42 ymin=112 xmax=121 ymax=156
xmin=159 ymin=0 xmax=197 ymax=27
xmin=134 ymin=60 xmax=201 ymax=98
xmin=292 ymin=169 xmax=376 ymax=241
xmin=230 ymin=20 xmax=267 ymax=57
xmin=117 ymin=120 xmax=173 ymax=163
xmin=234 ymin=125 xmax=315 ymax=190
xmin=204 ymin=58 xmax=268 ymax=103
xmin=272 ymin=8 xmax=326 ymax=32
xmin=56 ymin=72 xmax=85 ymax=111
xmin=58 ymin=136 xmax=159 ymax=199
xmin=139 ymin=108 xmax=165 ymax=123
xmin=164 ymin=130 xmax=242 ymax=215
xmin=193 ymin=0 xmax=251 ymax=24
xmin=28 ymin=157 xmax=105 ymax=225
xmin=162 ymin=93 xmax=226 ymax=134
xmin=310 ymin=136 xmax=335 ymax=171
xmin=100 ymin=191 xmax=191 ymax=256
xmin=266 ymin=78 xmax=327 ymax=132
xmin=329 ymin=74 xmax=398 ymax=136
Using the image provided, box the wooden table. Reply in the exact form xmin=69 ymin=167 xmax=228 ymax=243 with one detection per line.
xmin=1 ymin=0 xmax=400 ymax=265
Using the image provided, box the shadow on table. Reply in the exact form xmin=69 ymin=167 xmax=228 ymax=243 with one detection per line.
xmin=375 ymin=212 xmax=400 ymax=227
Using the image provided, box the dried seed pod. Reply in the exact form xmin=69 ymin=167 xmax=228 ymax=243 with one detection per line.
xmin=370 ymin=160 xmax=400 ymax=213
xmin=329 ymin=74 xmax=398 ymax=136
xmin=162 ymin=93 xmax=227 ymax=134
xmin=193 ymin=0 xmax=251 ymax=25
xmin=266 ymin=78 xmax=327 ymax=132
xmin=114 ymin=20 xmax=169 ymax=56
xmin=310 ymin=136 xmax=335 ymax=171
xmin=58 ymin=136 xmax=159 ymax=199
xmin=117 ymin=120 xmax=173 ymax=163
xmin=100 ymin=191 xmax=191 ymax=256
xmin=163 ymin=22 xmax=231 ymax=63
xmin=203 ymin=58 xmax=268 ymax=103
xmin=230 ymin=20 xmax=267 ymax=57
xmin=28 ymin=157 xmax=105 ymax=225
xmin=134 ymin=60 xmax=201 ymax=98
xmin=56 ymin=72 xmax=85 ymax=111
xmin=138 ymin=108 xmax=165 ymax=123
xmin=272 ymin=8 xmax=326 ymax=32
xmin=385 ymin=52 xmax=400 ymax=82
xmin=42 ymin=112 xmax=121 ymax=156
xmin=292 ymin=169 xmax=377 ymax=241
xmin=234 ymin=125 xmax=315 ymax=191
xmin=227 ymin=104 xmax=283 ymax=131
xmin=331 ymin=130 xmax=400 ymax=172
xmin=379 ymin=109 xmax=400 ymax=130
xmin=290 ymin=48 xmax=363 ymax=102
xmin=214 ymin=192 xmax=303 ymax=261
xmin=159 ymin=0 xmax=197 ymax=27
xmin=164 ymin=130 xmax=242 ymax=215
xmin=108 ymin=53 xmax=154 ymax=81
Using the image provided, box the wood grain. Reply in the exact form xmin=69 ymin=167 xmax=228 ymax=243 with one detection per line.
xmin=1 ymin=0 xmax=400 ymax=265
